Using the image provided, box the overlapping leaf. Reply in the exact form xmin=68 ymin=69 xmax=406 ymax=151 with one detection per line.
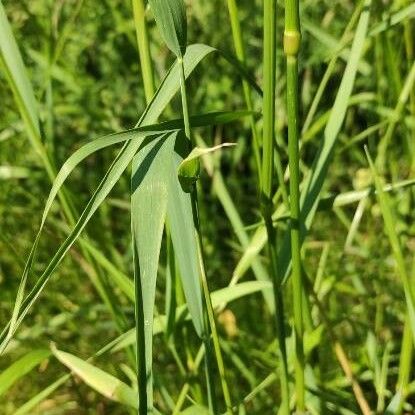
xmin=131 ymin=132 xmax=177 ymax=412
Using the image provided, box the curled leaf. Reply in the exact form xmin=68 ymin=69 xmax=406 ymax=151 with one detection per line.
xmin=177 ymin=143 xmax=236 ymax=192
xmin=178 ymin=158 xmax=200 ymax=192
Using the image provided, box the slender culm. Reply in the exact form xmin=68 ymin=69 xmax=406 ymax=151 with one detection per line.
xmin=179 ymin=55 xmax=233 ymax=414
xmin=132 ymin=0 xmax=155 ymax=103
xmin=261 ymin=0 xmax=290 ymax=413
xmin=284 ymin=0 xmax=305 ymax=411
xmin=226 ymin=0 xmax=261 ymax=175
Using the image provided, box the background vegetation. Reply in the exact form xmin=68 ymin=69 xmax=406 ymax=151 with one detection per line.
xmin=1 ymin=0 xmax=415 ymax=413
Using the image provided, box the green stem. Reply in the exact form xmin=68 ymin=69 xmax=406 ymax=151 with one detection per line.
xmin=194 ymin=196 xmax=233 ymax=414
xmin=132 ymin=0 xmax=155 ymax=102
xmin=179 ymin=57 xmax=233 ymax=414
xmin=226 ymin=0 xmax=261 ymax=175
xmin=284 ymin=0 xmax=305 ymax=411
xmin=261 ymin=0 xmax=290 ymax=412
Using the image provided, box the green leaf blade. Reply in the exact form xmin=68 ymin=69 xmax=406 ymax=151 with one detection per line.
xmin=0 ymin=2 xmax=40 ymax=137
xmin=166 ymin=148 xmax=205 ymax=338
xmin=52 ymin=347 xmax=137 ymax=409
xmin=131 ymin=132 xmax=177 ymax=413
xmin=0 ymin=349 xmax=50 ymax=397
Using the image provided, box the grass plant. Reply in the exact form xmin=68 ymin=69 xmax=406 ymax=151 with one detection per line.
xmin=1 ymin=0 xmax=415 ymax=414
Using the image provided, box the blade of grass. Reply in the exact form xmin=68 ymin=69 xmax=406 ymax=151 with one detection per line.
xmin=132 ymin=132 xmax=177 ymax=413
xmin=376 ymin=60 xmax=415 ymax=169
xmin=52 ymin=346 xmax=138 ymax=410
xmin=0 ymin=0 xmax=135 ymax=347
xmin=0 ymin=349 xmax=50 ymax=397
xmin=132 ymin=0 xmax=155 ymax=102
xmin=366 ymin=147 xmax=415 ymax=413
xmin=301 ymin=1 xmax=364 ymax=134
xmin=365 ymin=147 xmax=415 ymax=339
xmin=225 ymin=0 xmax=261 ymax=174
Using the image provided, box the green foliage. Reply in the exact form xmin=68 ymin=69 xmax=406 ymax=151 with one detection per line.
xmin=1 ymin=0 xmax=415 ymax=414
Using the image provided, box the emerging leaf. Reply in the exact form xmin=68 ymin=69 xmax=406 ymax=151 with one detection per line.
xmin=178 ymin=157 xmax=200 ymax=192
xmin=178 ymin=143 xmax=235 ymax=192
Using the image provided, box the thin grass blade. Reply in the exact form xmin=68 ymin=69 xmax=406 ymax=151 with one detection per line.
xmin=52 ymin=346 xmax=137 ymax=409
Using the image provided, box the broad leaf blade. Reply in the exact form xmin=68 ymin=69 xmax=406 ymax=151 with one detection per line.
xmin=1 ymin=129 xmax=152 ymax=353
xmin=131 ymin=132 xmax=177 ymax=412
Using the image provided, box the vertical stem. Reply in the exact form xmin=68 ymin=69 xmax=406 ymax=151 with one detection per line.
xmin=261 ymin=0 xmax=290 ymax=413
xmin=284 ymin=0 xmax=305 ymax=411
xmin=179 ymin=57 xmax=233 ymax=414
xmin=132 ymin=0 xmax=155 ymax=102
xmin=226 ymin=0 xmax=261 ymax=174
xmin=194 ymin=196 xmax=234 ymax=415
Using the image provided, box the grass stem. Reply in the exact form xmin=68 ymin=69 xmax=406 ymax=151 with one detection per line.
xmin=261 ymin=0 xmax=290 ymax=412
xmin=226 ymin=0 xmax=261 ymax=175
xmin=284 ymin=0 xmax=305 ymax=411
xmin=132 ymin=0 xmax=155 ymax=102
xmin=179 ymin=56 xmax=232 ymax=414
